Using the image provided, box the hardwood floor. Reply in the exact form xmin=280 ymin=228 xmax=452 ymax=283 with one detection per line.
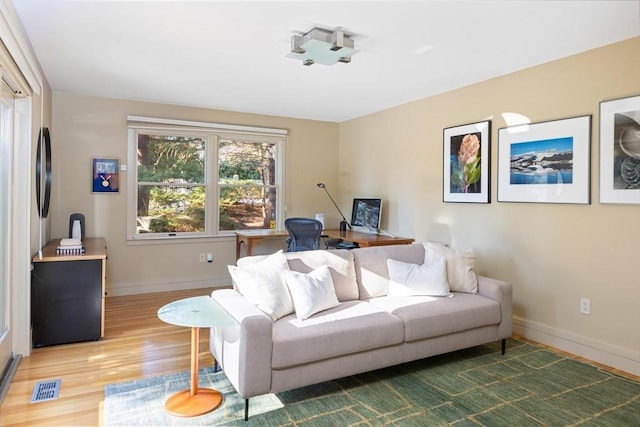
xmin=1 ymin=288 xmax=638 ymax=426
xmin=0 ymin=288 xmax=215 ymax=427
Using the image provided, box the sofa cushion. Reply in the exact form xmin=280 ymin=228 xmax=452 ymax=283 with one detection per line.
xmin=424 ymin=243 xmax=478 ymax=293
xmin=367 ymin=293 xmax=500 ymax=342
xmin=352 ymin=244 xmax=425 ymax=299
xmin=387 ymin=257 xmax=451 ymax=297
xmin=238 ymin=249 xmax=358 ymax=302
xmin=228 ymin=250 xmax=294 ymax=321
xmin=285 ymin=249 xmax=358 ymax=301
xmin=284 ymin=265 xmax=340 ymax=320
xmin=271 ymin=300 xmax=404 ymax=369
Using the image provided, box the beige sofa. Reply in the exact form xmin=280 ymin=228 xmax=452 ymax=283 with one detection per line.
xmin=209 ymin=243 xmax=512 ymax=420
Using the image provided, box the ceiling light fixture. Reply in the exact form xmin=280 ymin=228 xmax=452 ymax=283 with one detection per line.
xmin=288 ymin=27 xmax=357 ymax=66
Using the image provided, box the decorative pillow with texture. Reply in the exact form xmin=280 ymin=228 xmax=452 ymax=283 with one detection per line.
xmin=285 ymin=250 xmax=358 ymax=302
xmin=284 ymin=265 xmax=340 ymax=320
xmin=387 ymin=257 xmax=451 ymax=297
xmin=228 ymin=250 xmax=293 ymax=321
xmin=424 ymin=243 xmax=478 ymax=293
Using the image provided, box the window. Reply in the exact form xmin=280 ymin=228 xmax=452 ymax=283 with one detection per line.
xmin=218 ymin=138 xmax=279 ymax=230
xmin=127 ymin=117 xmax=286 ymax=240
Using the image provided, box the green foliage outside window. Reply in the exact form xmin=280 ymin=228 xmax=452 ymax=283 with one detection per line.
xmin=135 ymin=132 xmax=279 ymax=234
xmin=218 ymin=139 xmax=277 ymax=230
xmin=145 ymin=186 xmax=205 ymax=233
xmin=137 ymin=134 xmax=206 ymax=234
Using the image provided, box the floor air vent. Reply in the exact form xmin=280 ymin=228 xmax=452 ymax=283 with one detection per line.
xmin=30 ymin=379 xmax=61 ymax=403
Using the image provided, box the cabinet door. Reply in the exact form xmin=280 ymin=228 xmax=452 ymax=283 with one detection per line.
xmin=32 ymin=259 xmax=102 ymax=347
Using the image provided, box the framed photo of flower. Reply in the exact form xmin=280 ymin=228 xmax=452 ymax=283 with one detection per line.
xmin=497 ymin=115 xmax=591 ymax=204
xmin=599 ymin=94 xmax=640 ymax=204
xmin=443 ymin=120 xmax=491 ymax=203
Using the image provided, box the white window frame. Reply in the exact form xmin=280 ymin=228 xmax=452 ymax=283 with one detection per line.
xmin=127 ymin=116 xmax=286 ymax=242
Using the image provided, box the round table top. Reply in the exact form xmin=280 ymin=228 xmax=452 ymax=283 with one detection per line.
xmin=157 ymin=295 xmax=236 ymax=328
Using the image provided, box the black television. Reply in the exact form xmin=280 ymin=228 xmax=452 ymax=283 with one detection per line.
xmin=350 ymin=198 xmax=382 ymax=233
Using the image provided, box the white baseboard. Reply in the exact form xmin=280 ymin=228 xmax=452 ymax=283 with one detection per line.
xmin=106 ymin=278 xmax=231 ymax=297
xmin=513 ymin=316 xmax=640 ymax=377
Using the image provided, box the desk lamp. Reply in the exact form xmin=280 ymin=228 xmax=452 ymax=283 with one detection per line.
xmin=317 ymin=183 xmax=351 ymax=232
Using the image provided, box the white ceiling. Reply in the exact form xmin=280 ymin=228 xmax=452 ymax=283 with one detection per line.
xmin=12 ymin=1 xmax=640 ymax=123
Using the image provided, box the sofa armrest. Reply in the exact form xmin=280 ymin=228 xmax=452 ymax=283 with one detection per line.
xmin=477 ymin=275 xmax=513 ymax=340
xmin=210 ymin=289 xmax=273 ymax=398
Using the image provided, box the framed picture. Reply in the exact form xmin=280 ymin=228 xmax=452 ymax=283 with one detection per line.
xmin=599 ymin=94 xmax=640 ymax=204
xmin=92 ymin=157 xmax=120 ymax=193
xmin=497 ymin=115 xmax=591 ymax=204
xmin=443 ymin=120 xmax=491 ymax=203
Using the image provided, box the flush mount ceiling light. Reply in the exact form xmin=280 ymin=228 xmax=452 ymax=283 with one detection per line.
xmin=288 ymin=27 xmax=357 ymax=66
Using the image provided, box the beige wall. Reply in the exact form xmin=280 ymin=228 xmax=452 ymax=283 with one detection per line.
xmin=51 ymin=94 xmax=339 ymax=296
xmin=339 ymin=37 xmax=640 ymax=374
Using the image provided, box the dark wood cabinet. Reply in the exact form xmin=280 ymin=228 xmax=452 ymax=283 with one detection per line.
xmin=31 ymin=238 xmax=107 ymax=347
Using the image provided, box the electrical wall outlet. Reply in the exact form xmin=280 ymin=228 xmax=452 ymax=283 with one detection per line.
xmin=199 ymin=253 xmax=205 ymax=263
xmin=580 ymin=297 xmax=591 ymax=315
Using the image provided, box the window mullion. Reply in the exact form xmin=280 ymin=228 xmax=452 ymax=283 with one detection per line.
xmin=208 ymin=134 xmax=217 ymax=235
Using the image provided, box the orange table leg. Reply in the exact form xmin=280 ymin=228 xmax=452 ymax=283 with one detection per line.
xmin=165 ymin=327 xmax=223 ymax=417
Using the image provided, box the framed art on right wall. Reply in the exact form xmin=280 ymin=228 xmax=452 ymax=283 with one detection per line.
xmin=599 ymin=94 xmax=640 ymax=204
xmin=442 ymin=120 xmax=491 ymax=203
xmin=497 ymin=115 xmax=591 ymax=204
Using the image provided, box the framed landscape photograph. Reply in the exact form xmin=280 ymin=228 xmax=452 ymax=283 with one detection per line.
xmin=497 ymin=115 xmax=591 ymax=204
xmin=599 ymin=94 xmax=640 ymax=204
xmin=443 ymin=120 xmax=491 ymax=203
xmin=92 ymin=157 xmax=120 ymax=193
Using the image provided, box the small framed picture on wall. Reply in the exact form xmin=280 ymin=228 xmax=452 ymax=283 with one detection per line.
xmin=599 ymin=94 xmax=640 ymax=204
xmin=443 ymin=120 xmax=491 ymax=203
xmin=92 ymin=157 xmax=119 ymax=193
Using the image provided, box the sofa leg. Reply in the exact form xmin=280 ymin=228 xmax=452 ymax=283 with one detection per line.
xmin=244 ymin=399 xmax=249 ymax=421
xmin=213 ymin=359 xmax=220 ymax=372
xmin=501 ymin=338 xmax=506 ymax=355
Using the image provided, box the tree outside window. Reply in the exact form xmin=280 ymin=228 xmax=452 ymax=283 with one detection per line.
xmin=136 ymin=133 xmax=206 ymax=234
xmin=218 ymin=139 xmax=277 ymax=231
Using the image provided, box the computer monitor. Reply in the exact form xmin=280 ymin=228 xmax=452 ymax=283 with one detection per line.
xmin=350 ymin=198 xmax=382 ymax=233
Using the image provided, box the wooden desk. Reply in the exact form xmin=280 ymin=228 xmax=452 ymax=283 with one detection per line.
xmin=322 ymin=229 xmax=414 ymax=247
xmin=235 ymin=229 xmax=413 ymax=258
xmin=235 ymin=229 xmax=289 ymax=259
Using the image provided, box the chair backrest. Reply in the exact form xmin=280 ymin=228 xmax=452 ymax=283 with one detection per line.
xmin=284 ymin=217 xmax=323 ymax=252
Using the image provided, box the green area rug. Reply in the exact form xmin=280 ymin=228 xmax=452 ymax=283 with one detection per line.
xmin=103 ymin=338 xmax=640 ymax=426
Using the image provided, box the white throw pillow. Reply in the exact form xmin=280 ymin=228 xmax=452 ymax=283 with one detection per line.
xmin=228 ymin=250 xmax=294 ymax=321
xmin=284 ymin=265 xmax=340 ymax=320
xmin=387 ymin=257 xmax=451 ymax=297
xmin=424 ymin=243 xmax=478 ymax=293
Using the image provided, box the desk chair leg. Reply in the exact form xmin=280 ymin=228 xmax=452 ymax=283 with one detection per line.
xmin=244 ymin=399 xmax=249 ymax=421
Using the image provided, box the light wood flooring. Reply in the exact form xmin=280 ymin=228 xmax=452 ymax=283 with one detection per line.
xmin=1 ymin=288 xmax=638 ymax=426
xmin=0 ymin=288 xmax=215 ymax=427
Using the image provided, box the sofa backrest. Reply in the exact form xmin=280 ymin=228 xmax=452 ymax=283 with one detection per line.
xmin=352 ymin=243 xmax=425 ymax=299
xmin=235 ymin=244 xmax=430 ymax=301
xmin=237 ymin=249 xmax=359 ymax=302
